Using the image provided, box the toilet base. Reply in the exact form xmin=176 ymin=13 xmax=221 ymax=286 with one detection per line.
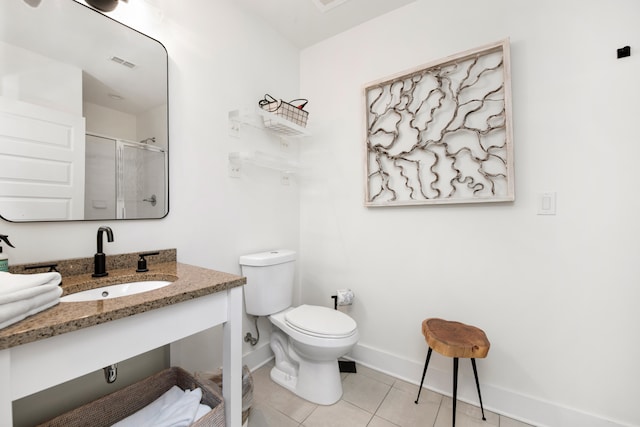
xmin=270 ymin=358 xmax=343 ymax=405
xmin=267 ymin=309 xmax=358 ymax=406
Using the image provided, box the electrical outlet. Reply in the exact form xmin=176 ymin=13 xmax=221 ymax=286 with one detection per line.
xmin=228 ymin=163 xmax=241 ymax=178
xmin=281 ymin=173 xmax=291 ymax=186
xmin=228 ymin=121 xmax=240 ymax=138
xmin=280 ymin=140 xmax=290 ymax=151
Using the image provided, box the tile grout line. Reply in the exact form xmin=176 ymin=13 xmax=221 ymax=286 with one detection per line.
xmin=366 ymin=378 xmax=395 ymax=426
xmin=298 ymin=400 xmax=318 ymax=426
xmin=432 ymin=397 xmax=443 ymax=427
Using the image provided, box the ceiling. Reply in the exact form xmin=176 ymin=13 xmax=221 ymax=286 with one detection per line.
xmin=233 ymin=0 xmax=417 ymax=48
xmin=5 ymin=0 xmax=415 ymax=115
xmin=4 ymin=0 xmax=167 ymax=115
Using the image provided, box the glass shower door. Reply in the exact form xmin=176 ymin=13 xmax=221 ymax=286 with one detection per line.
xmin=117 ymin=141 xmax=166 ymax=219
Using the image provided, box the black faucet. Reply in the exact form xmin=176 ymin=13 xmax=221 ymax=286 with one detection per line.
xmin=92 ymin=226 xmax=114 ymax=277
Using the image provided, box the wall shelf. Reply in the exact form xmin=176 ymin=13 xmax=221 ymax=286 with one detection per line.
xmin=228 ymin=107 xmax=311 ymax=138
xmin=229 ymin=151 xmax=300 ymax=174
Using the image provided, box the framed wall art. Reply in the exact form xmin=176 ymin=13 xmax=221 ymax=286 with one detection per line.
xmin=364 ymin=39 xmax=514 ymax=206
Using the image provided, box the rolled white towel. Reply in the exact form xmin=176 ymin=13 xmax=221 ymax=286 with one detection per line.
xmin=148 ymin=387 xmax=202 ymax=427
xmin=194 ymin=403 xmax=212 ymax=422
xmin=112 ymin=386 xmax=203 ymax=427
xmin=0 ymin=286 xmax=62 ymax=329
xmin=0 ymin=271 xmax=62 ymax=295
xmin=112 ymin=386 xmax=184 ymax=427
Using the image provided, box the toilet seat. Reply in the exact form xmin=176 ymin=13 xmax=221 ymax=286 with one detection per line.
xmin=285 ymin=304 xmax=357 ymax=339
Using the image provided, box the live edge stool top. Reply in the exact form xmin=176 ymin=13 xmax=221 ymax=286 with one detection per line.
xmin=422 ymin=318 xmax=490 ymax=359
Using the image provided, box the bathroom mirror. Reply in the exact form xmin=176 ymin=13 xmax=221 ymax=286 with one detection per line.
xmin=0 ymin=0 xmax=168 ymax=221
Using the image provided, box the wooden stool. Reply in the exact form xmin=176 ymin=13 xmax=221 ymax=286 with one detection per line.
xmin=414 ymin=318 xmax=490 ymax=426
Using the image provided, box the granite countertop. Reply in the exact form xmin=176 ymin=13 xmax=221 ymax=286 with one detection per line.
xmin=0 ymin=253 xmax=245 ymax=351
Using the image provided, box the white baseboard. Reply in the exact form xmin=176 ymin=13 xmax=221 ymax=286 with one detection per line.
xmin=349 ymin=343 xmax=630 ymax=427
xmin=242 ymin=342 xmax=273 ymax=372
xmin=242 ymin=341 xmax=630 ymax=427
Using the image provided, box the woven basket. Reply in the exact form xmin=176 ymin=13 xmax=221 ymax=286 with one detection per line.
xmin=199 ymin=365 xmax=253 ymax=425
xmin=38 ymin=367 xmax=225 ymax=427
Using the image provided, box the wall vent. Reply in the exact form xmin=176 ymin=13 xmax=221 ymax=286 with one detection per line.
xmin=311 ymin=0 xmax=350 ymax=13
xmin=110 ymin=56 xmax=136 ymax=69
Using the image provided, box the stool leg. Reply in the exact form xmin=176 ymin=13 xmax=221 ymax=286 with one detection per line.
xmin=414 ymin=347 xmax=432 ymax=404
xmin=452 ymin=357 xmax=459 ymax=427
xmin=471 ymin=358 xmax=487 ymax=421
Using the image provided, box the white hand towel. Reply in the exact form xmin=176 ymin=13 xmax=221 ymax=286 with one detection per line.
xmin=112 ymin=386 xmax=202 ymax=427
xmin=0 ymin=284 xmax=61 ymax=305
xmin=194 ymin=403 xmax=212 ymax=422
xmin=0 ymin=286 xmax=62 ymax=329
xmin=0 ymin=271 xmax=62 ymax=295
xmin=112 ymin=385 xmax=184 ymax=427
xmin=148 ymin=387 xmax=202 ymax=427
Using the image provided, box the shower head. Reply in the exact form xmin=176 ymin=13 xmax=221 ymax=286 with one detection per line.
xmin=85 ymin=0 xmax=128 ymax=13
xmin=23 ymin=0 xmax=42 ymax=7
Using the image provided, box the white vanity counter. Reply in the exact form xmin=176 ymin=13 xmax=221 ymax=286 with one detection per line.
xmin=0 ymin=261 xmax=245 ymax=427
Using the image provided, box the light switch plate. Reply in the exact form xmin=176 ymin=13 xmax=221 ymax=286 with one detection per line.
xmin=537 ymin=192 xmax=556 ymax=215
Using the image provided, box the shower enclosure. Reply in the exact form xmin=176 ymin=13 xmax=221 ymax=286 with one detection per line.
xmin=85 ymin=134 xmax=167 ymax=219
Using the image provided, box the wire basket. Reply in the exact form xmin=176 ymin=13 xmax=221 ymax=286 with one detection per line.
xmin=259 ymin=94 xmax=309 ymax=129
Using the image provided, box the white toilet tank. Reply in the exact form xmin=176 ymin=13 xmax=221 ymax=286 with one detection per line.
xmin=239 ymin=250 xmax=296 ymax=316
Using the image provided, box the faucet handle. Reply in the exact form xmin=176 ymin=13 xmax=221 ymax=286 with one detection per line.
xmin=136 ymin=251 xmax=160 ymax=273
xmin=24 ymin=263 xmax=59 ymax=273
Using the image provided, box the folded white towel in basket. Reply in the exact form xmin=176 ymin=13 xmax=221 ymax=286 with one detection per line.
xmin=151 ymin=387 xmax=203 ymax=427
xmin=0 ymin=271 xmax=62 ymax=295
xmin=112 ymin=385 xmax=204 ymax=427
xmin=0 ymin=286 xmax=62 ymax=329
xmin=194 ymin=403 xmax=212 ymax=422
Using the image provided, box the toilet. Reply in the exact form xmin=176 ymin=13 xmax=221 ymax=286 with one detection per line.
xmin=239 ymin=250 xmax=359 ymax=405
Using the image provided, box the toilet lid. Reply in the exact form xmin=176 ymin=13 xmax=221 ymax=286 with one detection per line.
xmin=285 ymin=305 xmax=357 ymax=338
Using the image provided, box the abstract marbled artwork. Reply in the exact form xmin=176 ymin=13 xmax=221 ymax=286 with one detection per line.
xmin=364 ymin=39 xmax=514 ymax=206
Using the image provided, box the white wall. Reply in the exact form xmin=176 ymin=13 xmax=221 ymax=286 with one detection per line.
xmin=299 ymin=1 xmax=640 ymax=426
xmin=84 ymin=101 xmax=137 ymax=140
xmin=137 ymin=104 xmax=168 ymax=149
xmin=0 ymin=42 xmax=83 ymax=115
xmin=84 ymin=134 xmax=116 ymax=220
xmin=3 ymin=0 xmax=300 ymax=392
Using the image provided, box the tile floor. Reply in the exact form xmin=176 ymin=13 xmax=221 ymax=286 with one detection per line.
xmin=247 ymin=361 xmax=535 ymax=427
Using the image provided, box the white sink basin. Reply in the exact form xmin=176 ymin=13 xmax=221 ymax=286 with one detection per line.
xmin=61 ymin=280 xmax=173 ymax=302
